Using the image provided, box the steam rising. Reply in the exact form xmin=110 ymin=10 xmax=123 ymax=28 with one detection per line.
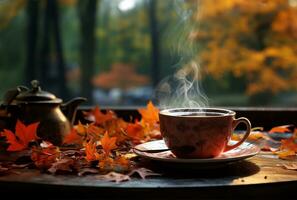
xmin=154 ymin=0 xmax=208 ymax=109
xmin=155 ymin=61 xmax=208 ymax=109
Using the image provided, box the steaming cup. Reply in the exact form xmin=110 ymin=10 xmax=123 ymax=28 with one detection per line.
xmin=159 ymin=108 xmax=251 ymax=159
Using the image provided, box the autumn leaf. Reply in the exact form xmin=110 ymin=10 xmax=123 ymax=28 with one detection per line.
xmin=85 ymin=141 xmax=100 ymax=162
xmin=1 ymin=120 xmax=39 ymax=151
xmin=269 ymin=125 xmax=293 ymax=133
xmin=48 ymin=158 xmax=74 ymax=174
xmin=138 ymin=101 xmax=159 ymax=124
xmin=85 ymin=106 xmax=114 ymax=125
xmin=31 ymin=141 xmax=60 ymax=169
xmin=276 ymin=150 xmax=296 ymax=160
xmin=0 ymin=164 xmax=9 ymax=175
xmin=98 ymin=156 xmax=114 ymax=171
xmin=280 ymin=136 xmax=297 ymax=152
xmin=126 ymin=122 xmax=144 ymax=141
xmin=78 ymin=168 xmax=99 ymax=176
xmin=63 ymin=128 xmax=83 ymax=145
xmin=76 ymin=121 xmax=86 ymax=135
xmin=281 ymin=163 xmax=297 ymax=171
xmin=96 ymin=172 xmax=130 ymax=183
xmin=101 ymin=132 xmax=117 ymax=155
xmin=232 ymin=131 xmax=266 ymax=142
xmin=128 ymin=168 xmax=161 ymax=179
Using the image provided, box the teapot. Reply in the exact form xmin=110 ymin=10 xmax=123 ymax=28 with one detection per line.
xmin=0 ymin=80 xmax=86 ymax=146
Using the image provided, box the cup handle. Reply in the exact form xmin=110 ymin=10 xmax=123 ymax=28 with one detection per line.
xmin=224 ymin=117 xmax=251 ymax=152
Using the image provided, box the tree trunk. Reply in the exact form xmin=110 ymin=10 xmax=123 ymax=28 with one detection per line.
xmin=39 ymin=0 xmax=51 ymax=88
xmin=78 ymin=0 xmax=98 ymax=104
xmin=50 ymin=0 xmax=67 ymax=99
xmin=25 ymin=0 xmax=39 ymax=85
xmin=148 ymin=0 xmax=160 ymax=87
xmin=38 ymin=0 xmax=67 ymax=99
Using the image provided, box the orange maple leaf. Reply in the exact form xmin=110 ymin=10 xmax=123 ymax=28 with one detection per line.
xmin=138 ymin=101 xmax=159 ymax=124
xmin=85 ymin=141 xmax=101 ymax=162
xmin=1 ymin=120 xmax=39 ymax=151
xmin=280 ymin=137 xmax=297 ymax=152
xmin=85 ymin=106 xmax=114 ymax=125
xmin=269 ymin=125 xmax=292 ymax=133
xmin=126 ymin=122 xmax=144 ymax=141
xmin=101 ymin=131 xmax=117 ymax=155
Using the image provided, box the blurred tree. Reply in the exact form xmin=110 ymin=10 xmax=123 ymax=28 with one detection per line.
xmin=25 ymin=0 xmax=39 ymax=84
xmin=190 ymin=0 xmax=297 ymax=104
xmin=78 ymin=0 xmax=98 ymax=104
xmin=0 ymin=0 xmax=26 ymax=97
xmin=148 ymin=0 xmax=160 ymax=87
xmin=92 ymin=63 xmax=149 ymax=89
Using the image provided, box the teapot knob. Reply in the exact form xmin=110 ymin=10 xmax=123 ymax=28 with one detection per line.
xmin=31 ymin=80 xmax=41 ymax=92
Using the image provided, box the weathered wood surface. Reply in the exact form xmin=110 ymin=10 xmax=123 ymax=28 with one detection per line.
xmin=0 ymin=153 xmax=296 ymax=199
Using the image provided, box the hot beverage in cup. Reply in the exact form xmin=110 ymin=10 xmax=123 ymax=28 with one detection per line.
xmin=159 ymin=108 xmax=251 ymax=159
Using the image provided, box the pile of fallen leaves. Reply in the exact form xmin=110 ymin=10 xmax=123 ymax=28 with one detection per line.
xmin=232 ymin=125 xmax=297 ymax=160
xmin=0 ymin=101 xmax=161 ymax=182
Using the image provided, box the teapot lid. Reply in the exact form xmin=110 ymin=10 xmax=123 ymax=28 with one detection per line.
xmin=15 ymin=80 xmax=62 ymax=104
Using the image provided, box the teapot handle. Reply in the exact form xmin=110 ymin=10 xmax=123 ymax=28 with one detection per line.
xmin=61 ymin=97 xmax=87 ymax=125
xmin=2 ymin=86 xmax=28 ymax=106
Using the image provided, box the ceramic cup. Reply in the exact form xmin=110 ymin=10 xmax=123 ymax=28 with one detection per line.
xmin=159 ymin=108 xmax=251 ymax=159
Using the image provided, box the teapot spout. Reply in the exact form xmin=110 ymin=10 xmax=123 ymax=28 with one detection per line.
xmin=62 ymin=97 xmax=87 ymax=125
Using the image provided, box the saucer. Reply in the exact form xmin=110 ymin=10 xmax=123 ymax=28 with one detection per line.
xmin=133 ymin=140 xmax=260 ymax=167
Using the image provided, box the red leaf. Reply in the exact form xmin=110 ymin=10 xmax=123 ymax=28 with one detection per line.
xmin=1 ymin=120 xmax=40 ymax=151
xmin=1 ymin=129 xmax=25 ymax=151
xmin=63 ymin=128 xmax=83 ymax=145
xmin=31 ymin=141 xmax=60 ymax=169
xmin=15 ymin=120 xmax=39 ymax=143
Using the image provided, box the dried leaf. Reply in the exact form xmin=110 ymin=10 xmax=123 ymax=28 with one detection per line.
xmin=76 ymin=121 xmax=86 ymax=135
xmin=269 ymin=125 xmax=292 ymax=133
xmin=0 ymin=165 xmax=9 ymax=175
xmin=85 ymin=106 xmax=114 ymax=125
xmin=1 ymin=120 xmax=39 ymax=151
xmin=101 ymin=132 xmax=117 ymax=155
xmin=48 ymin=158 xmax=74 ymax=174
xmin=31 ymin=141 xmax=60 ymax=169
xmin=276 ymin=150 xmax=296 ymax=160
xmin=128 ymin=168 xmax=161 ymax=179
xmin=63 ymin=128 xmax=83 ymax=145
xmin=96 ymin=172 xmax=130 ymax=183
xmin=85 ymin=141 xmax=101 ymax=162
xmin=281 ymin=163 xmax=297 ymax=170
xmin=280 ymin=135 xmax=297 ymax=152
xmin=11 ymin=163 xmax=30 ymax=169
xmin=126 ymin=122 xmax=144 ymax=141
xmin=138 ymin=101 xmax=159 ymax=124
xmin=78 ymin=168 xmax=99 ymax=176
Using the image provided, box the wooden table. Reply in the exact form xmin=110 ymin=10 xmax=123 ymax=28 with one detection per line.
xmin=0 ymin=152 xmax=296 ymax=200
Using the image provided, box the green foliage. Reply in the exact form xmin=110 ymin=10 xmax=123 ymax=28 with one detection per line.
xmin=0 ymin=8 xmax=25 ymax=97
